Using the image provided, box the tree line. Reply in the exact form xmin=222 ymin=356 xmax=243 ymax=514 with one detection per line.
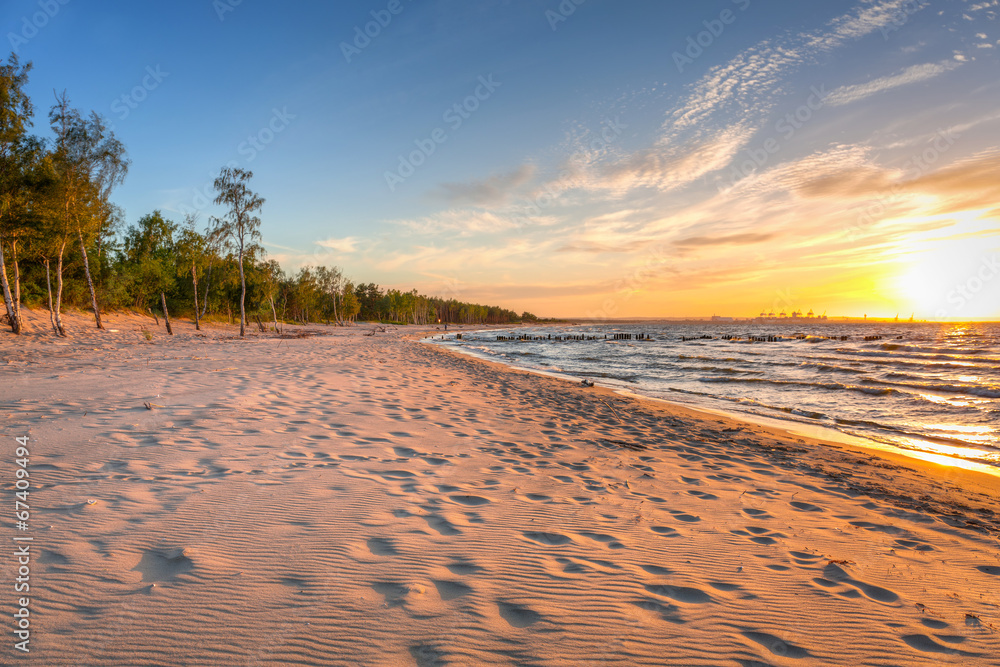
xmin=0 ymin=54 xmax=536 ymax=337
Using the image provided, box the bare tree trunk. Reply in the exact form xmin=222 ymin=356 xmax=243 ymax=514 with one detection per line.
xmin=160 ymin=292 xmax=173 ymax=335
xmin=78 ymin=229 xmax=104 ymax=329
xmin=44 ymin=259 xmax=57 ymax=334
xmin=200 ymin=260 xmax=212 ymax=318
xmin=191 ymin=263 xmax=201 ymax=331
xmin=237 ymin=246 xmax=246 ymax=337
xmin=148 ymin=307 xmax=159 ymax=326
xmin=12 ymin=239 xmax=21 ymax=324
xmin=269 ymin=295 xmax=279 ymax=334
xmin=54 ymin=241 xmax=67 ymax=337
xmin=0 ymin=235 xmax=21 ymax=334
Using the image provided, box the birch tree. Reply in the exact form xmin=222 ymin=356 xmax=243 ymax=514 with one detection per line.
xmin=49 ymin=92 xmax=129 ymax=331
xmin=210 ymin=167 xmax=263 ymax=337
xmin=0 ymin=54 xmax=33 ymax=334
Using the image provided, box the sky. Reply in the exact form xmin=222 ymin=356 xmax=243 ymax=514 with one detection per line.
xmin=4 ymin=0 xmax=1000 ymax=319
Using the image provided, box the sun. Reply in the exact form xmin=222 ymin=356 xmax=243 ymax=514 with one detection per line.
xmin=894 ymin=233 xmax=1000 ymax=320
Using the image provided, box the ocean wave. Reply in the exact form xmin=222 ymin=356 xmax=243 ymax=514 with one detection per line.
xmin=696 ymin=376 xmax=898 ymax=396
xmin=699 ymin=373 xmax=999 ymax=399
xmin=860 ymin=378 xmax=1000 ymax=398
xmin=836 ymin=348 xmax=1000 ymax=365
xmin=679 ymin=364 xmax=764 ymax=375
xmin=802 ymin=362 xmax=862 ymax=374
xmin=872 ymin=342 xmax=991 ymax=355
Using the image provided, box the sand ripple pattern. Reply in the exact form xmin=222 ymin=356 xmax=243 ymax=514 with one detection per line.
xmin=3 ymin=318 xmax=1000 ymax=665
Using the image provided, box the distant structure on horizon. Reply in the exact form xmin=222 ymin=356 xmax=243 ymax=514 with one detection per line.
xmin=753 ymin=308 xmax=827 ymax=323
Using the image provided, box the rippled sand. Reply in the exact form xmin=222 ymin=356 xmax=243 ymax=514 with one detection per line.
xmin=3 ymin=309 xmax=1000 ymax=665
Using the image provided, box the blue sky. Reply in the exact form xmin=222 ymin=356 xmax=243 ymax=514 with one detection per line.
xmin=5 ymin=0 xmax=999 ymax=318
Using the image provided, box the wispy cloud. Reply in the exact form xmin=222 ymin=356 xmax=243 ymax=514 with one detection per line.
xmin=675 ymin=232 xmax=779 ymax=247
xmin=392 ymin=208 xmax=539 ymax=236
xmin=435 ymin=164 xmax=537 ymax=206
xmin=316 ymin=236 xmax=361 ymax=253
xmin=824 ymin=61 xmax=960 ymax=107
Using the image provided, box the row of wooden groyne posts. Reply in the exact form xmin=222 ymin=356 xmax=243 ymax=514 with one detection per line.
xmin=682 ymin=333 xmax=896 ymax=342
xmin=446 ymin=333 xmax=898 ymax=343
xmin=493 ymin=333 xmax=654 ymax=342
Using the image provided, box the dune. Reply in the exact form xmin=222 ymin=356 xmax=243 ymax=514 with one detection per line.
xmin=2 ymin=308 xmax=999 ymax=665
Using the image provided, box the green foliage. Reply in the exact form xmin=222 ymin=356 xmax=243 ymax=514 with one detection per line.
xmin=0 ymin=58 xmax=533 ymax=330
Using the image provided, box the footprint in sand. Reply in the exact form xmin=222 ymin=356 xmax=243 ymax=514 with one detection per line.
xmin=788 ymin=551 xmax=824 ymax=566
xmin=393 ymin=446 xmax=419 ymax=458
xmin=497 ymin=601 xmax=542 ymax=628
xmin=742 ymin=508 xmax=771 ymax=518
xmin=432 ymin=579 xmax=472 ymax=601
xmin=132 ymin=548 xmax=194 ymax=582
xmin=422 ymin=514 xmax=461 ymax=536
xmin=686 ymin=489 xmax=719 ymax=500
xmin=790 ymin=501 xmax=824 ymax=512
xmin=631 ymin=598 xmax=684 ymax=623
xmin=708 ymin=582 xmax=744 ymax=594
xmin=367 ymin=537 xmax=399 ymax=556
xmin=577 ymin=532 xmax=626 ymax=549
xmin=741 ymin=630 xmax=812 ymax=659
xmin=378 ymin=470 xmax=418 ymax=480
xmin=732 ymin=526 xmax=788 ymax=546
xmin=421 ymin=457 xmax=451 ymax=466
xmin=894 ymin=538 xmax=934 ymax=552
xmin=409 ymin=644 xmax=449 ymax=667
xmin=523 ymin=531 xmax=573 ymax=546
xmin=372 ymin=581 xmax=409 ymax=607
xmin=817 ymin=562 xmax=899 ymax=604
xmin=446 ymin=561 xmax=483 ymax=575
xmin=448 ymin=495 xmax=490 ymax=506
xmin=975 ymin=565 xmax=1000 ymax=575
xmin=650 ymin=526 xmax=681 ymax=537
xmin=644 ymin=583 xmax=714 ymax=604
xmin=901 ymin=634 xmax=980 ymax=657
xmin=39 ymin=549 xmax=71 ymax=566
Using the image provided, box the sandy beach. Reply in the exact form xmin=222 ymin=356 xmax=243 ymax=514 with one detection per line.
xmin=3 ymin=309 xmax=1000 ymax=666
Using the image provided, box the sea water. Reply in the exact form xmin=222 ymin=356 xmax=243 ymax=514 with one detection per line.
xmin=434 ymin=321 xmax=1000 ymax=469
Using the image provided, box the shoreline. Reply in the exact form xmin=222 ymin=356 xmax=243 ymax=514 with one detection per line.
xmin=424 ymin=332 xmax=1000 ymax=493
